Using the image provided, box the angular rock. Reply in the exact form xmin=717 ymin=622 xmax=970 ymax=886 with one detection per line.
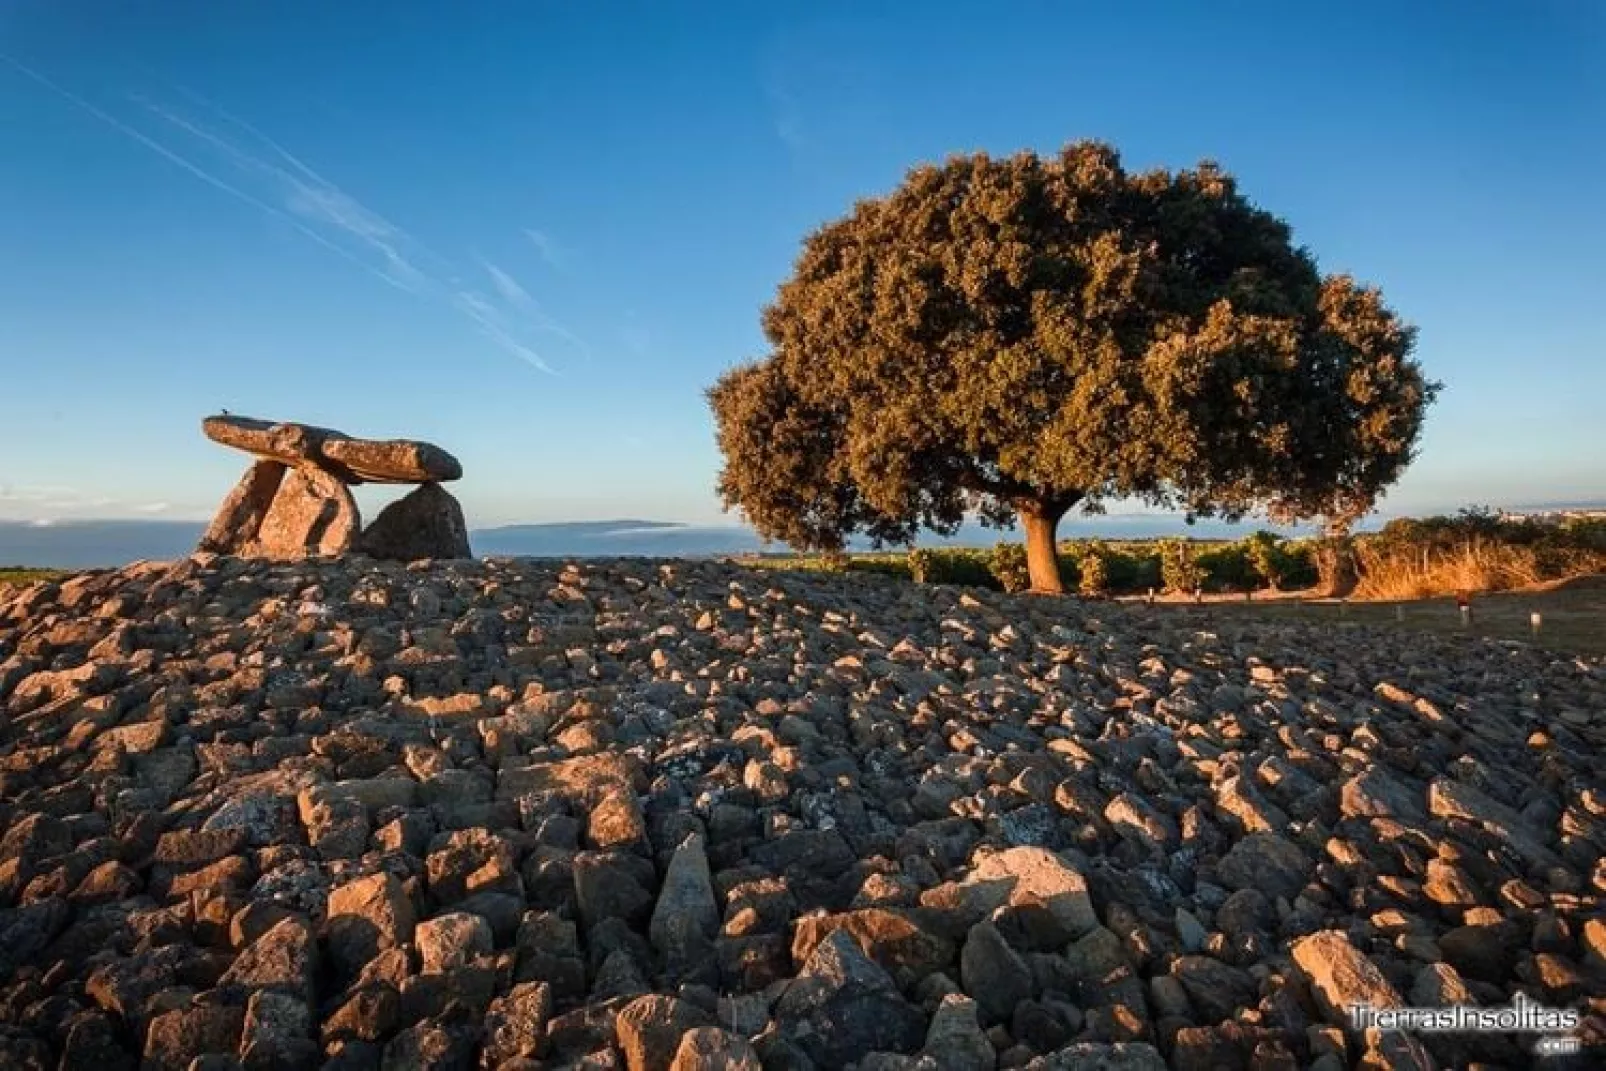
xmin=1032 ymin=1043 xmax=1167 ymax=1069
xmin=482 ymin=981 xmax=552 ymax=1065
xmin=325 ymin=872 xmax=417 ymax=978
xmin=921 ymin=847 xmax=1098 ymax=942
xmin=416 ymin=912 xmax=492 ymax=973
xmin=380 ymin=1017 xmax=478 ymax=1071
xmin=1428 ymin=777 xmax=1562 ymax=868
xmin=615 ymin=993 xmax=715 ymax=1071
xmin=143 ymin=1004 xmax=246 ymax=1071
xmin=649 ymin=833 xmax=719 ymax=966
xmin=1214 ymin=833 xmax=1310 ymax=900
xmin=791 ymin=908 xmax=952 ymax=981
xmin=923 ymin=993 xmax=995 ymax=1070
xmin=219 ymin=915 xmax=318 ymax=1005
xmin=1170 ymin=955 xmax=1258 ymax=1023
xmin=239 ymin=990 xmax=317 ymax=1070
xmin=774 ymin=930 xmax=927 ymax=1066
xmin=960 ymin=921 xmax=1032 ymax=1022
xmin=1340 ymin=766 xmax=1425 ymax=822
xmin=1290 ymin=930 xmax=1402 ymax=1033
xmin=670 ymin=1027 xmax=762 ymax=1071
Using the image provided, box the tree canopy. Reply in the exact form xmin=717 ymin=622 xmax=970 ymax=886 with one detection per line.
xmin=709 ymin=141 xmax=1438 ymax=592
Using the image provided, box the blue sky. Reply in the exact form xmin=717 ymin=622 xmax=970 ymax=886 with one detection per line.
xmin=2 ymin=1 xmax=1602 ymax=530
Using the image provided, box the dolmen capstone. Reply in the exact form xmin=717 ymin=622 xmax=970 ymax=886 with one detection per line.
xmin=197 ymin=414 xmax=472 ymax=561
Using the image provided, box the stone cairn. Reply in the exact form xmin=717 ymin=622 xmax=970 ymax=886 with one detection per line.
xmin=196 ymin=414 xmax=472 ymax=561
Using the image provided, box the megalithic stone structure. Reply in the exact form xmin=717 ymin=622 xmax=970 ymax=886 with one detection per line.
xmin=197 ymin=414 xmax=472 ymax=561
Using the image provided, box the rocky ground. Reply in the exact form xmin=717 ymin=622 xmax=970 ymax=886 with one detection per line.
xmin=0 ymin=555 xmax=1602 ymax=1071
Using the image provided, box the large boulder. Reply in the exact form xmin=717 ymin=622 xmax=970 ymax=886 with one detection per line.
xmin=359 ymin=484 xmax=472 ymax=561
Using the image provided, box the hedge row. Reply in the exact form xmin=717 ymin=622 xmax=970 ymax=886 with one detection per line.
xmin=750 ymin=533 xmax=1320 ymax=595
xmin=747 ymin=509 xmax=1606 ymax=597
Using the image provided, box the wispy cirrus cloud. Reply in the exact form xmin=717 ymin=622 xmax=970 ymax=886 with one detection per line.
xmin=464 ymin=259 xmax=592 ymax=366
xmin=524 ymin=228 xmax=569 ymax=272
xmin=451 ymin=289 xmax=557 ymax=375
xmin=135 ymin=93 xmax=435 ymax=293
xmin=481 ymin=258 xmax=533 ymax=307
xmin=1 ymin=49 xmax=583 ymax=375
xmin=0 ymin=50 xmax=404 ymax=291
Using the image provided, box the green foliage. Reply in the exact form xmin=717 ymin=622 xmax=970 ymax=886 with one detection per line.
xmin=1241 ymin=530 xmax=1290 ymax=589
xmin=1158 ymin=538 xmax=1206 ymax=594
xmin=1109 ymin=547 xmax=1161 ymax=592
xmin=934 ymin=548 xmax=1000 ymax=588
xmin=1279 ymin=539 xmax=1320 ymax=588
xmin=1193 ymin=542 xmax=1255 ymax=591
xmin=903 ymin=547 xmax=999 ymax=587
xmin=990 ymin=541 xmax=1031 ymax=593
xmin=1077 ymin=541 xmax=1110 ymax=597
xmin=708 ymin=140 xmax=1439 ymax=593
xmin=1559 ymin=517 xmax=1606 ymax=551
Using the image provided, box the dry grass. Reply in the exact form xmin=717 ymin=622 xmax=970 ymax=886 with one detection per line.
xmin=1178 ymin=574 xmax=1606 ymax=657
xmin=1350 ymin=538 xmax=1606 ymax=602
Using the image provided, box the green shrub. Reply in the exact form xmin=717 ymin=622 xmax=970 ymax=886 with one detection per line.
xmin=942 ymin=548 xmax=1001 ymax=588
xmin=1194 ymin=542 xmax=1255 ymax=591
xmin=1158 ymin=538 xmax=1205 ymax=594
xmin=1559 ymin=517 xmax=1606 ymax=551
xmin=1242 ymin=530 xmax=1295 ymax=589
xmin=1280 ymin=539 xmax=1320 ymax=588
xmin=1111 ymin=547 xmax=1160 ymax=593
xmin=902 ymin=547 xmax=1000 ymax=588
xmin=990 ymin=541 xmax=1031 ymax=593
xmin=1077 ymin=542 xmax=1110 ymax=597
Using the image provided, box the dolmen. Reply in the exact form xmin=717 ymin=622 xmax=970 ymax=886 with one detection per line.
xmin=197 ymin=414 xmax=472 ymax=561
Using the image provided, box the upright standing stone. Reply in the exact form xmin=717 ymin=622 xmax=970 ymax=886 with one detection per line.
xmin=197 ymin=460 xmax=286 ymax=553
xmin=250 ymin=467 xmax=360 ymax=558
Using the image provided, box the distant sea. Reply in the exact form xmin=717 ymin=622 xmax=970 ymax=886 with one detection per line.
xmin=0 ymin=515 xmax=1329 ymax=570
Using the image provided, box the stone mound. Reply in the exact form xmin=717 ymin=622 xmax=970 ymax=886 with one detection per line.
xmin=0 ymin=556 xmax=1601 ymax=1069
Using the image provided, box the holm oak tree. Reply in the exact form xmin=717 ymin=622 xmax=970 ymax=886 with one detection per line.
xmin=709 ymin=142 xmax=1438 ymax=593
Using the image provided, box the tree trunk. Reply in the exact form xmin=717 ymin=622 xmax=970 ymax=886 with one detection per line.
xmin=1020 ymin=497 xmax=1076 ymax=594
xmin=1315 ymin=536 xmax=1359 ymax=598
